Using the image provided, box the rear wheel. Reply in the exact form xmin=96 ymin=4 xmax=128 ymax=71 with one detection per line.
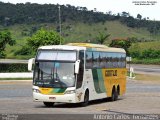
xmin=43 ymin=102 xmax=54 ymax=107
xmin=110 ymin=88 xmax=118 ymax=101
xmin=81 ymin=90 xmax=89 ymax=107
xmin=114 ymin=90 xmax=118 ymax=101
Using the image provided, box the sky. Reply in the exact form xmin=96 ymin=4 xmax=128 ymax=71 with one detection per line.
xmin=1 ymin=0 xmax=160 ymax=21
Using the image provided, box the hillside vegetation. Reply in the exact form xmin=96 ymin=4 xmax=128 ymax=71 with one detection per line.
xmin=2 ymin=21 xmax=160 ymax=60
xmin=0 ymin=2 xmax=160 ymax=64
xmin=129 ymin=41 xmax=160 ymax=64
xmin=1 ymin=2 xmax=160 ymax=33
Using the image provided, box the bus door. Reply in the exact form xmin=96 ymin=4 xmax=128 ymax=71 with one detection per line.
xmin=75 ymin=50 xmax=85 ymax=102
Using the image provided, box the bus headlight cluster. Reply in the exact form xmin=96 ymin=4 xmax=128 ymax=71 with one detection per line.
xmin=33 ymin=88 xmax=41 ymax=93
xmin=65 ymin=90 xmax=75 ymax=94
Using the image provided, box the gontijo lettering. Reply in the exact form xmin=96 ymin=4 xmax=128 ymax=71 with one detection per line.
xmin=105 ymin=70 xmax=117 ymax=76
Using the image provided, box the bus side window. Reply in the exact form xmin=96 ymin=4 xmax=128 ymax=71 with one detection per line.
xmin=100 ymin=52 xmax=106 ymax=68
xmin=106 ymin=53 xmax=110 ymax=68
xmin=119 ymin=54 xmax=122 ymax=68
xmin=109 ymin=57 xmax=112 ymax=68
xmin=93 ymin=52 xmax=100 ymax=68
xmin=112 ymin=53 xmax=116 ymax=68
xmin=106 ymin=53 xmax=109 ymax=68
xmin=86 ymin=51 xmax=93 ymax=69
xmin=122 ymin=53 xmax=126 ymax=68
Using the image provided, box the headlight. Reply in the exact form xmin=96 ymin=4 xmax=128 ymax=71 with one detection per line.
xmin=65 ymin=90 xmax=75 ymax=94
xmin=33 ymin=88 xmax=41 ymax=93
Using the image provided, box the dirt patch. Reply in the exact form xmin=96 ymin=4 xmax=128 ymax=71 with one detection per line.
xmin=130 ymin=73 xmax=160 ymax=84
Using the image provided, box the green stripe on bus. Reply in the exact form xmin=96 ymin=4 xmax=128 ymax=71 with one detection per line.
xmin=51 ymin=88 xmax=66 ymax=93
xmin=97 ymin=69 xmax=106 ymax=92
xmin=92 ymin=69 xmax=103 ymax=93
xmin=57 ymin=88 xmax=66 ymax=93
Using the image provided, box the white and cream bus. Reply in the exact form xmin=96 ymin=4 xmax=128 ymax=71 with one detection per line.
xmin=28 ymin=43 xmax=127 ymax=107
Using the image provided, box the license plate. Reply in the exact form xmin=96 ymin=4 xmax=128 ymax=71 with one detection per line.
xmin=49 ymin=97 xmax=56 ymax=100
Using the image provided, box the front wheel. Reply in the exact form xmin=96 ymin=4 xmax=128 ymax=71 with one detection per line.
xmin=81 ymin=90 xmax=89 ymax=107
xmin=43 ymin=102 xmax=54 ymax=107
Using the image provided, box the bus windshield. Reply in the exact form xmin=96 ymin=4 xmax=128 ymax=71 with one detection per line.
xmin=33 ymin=61 xmax=75 ymax=88
xmin=36 ymin=50 xmax=76 ymax=61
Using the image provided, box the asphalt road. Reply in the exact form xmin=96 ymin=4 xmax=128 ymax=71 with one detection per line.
xmin=0 ymin=80 xmax=160 ymax=116
xmin=127 ymin=64 xmax=160 ymax=75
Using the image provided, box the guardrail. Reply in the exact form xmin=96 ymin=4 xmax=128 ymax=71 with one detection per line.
xmin=0 ymin=72 xmax=33 ymax=78
xmin=0 ymin=59 xmax=31 ymax=78
xmin=0 ymin=59 xmax=28 ymax=64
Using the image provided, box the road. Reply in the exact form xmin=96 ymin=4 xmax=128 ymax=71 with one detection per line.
xmin=127 ymin=64 xmax=160 ymax=75
xmin=0 ymin=80 xmax=160 ymax=116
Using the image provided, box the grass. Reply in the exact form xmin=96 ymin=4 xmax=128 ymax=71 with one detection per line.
xmin=131 ymin=58 xmax=160 ymax=65
xmin=129 ymin=41 xmax=160 ymax=65
xmin=139 ymin=41 xmax=160 ymax=50
xmin=2 ymin=20 xmax=160 ymax=59
xmin=63 ymin=21 xmax=155 ymax=43
xmin=130 ymin=41 xmax=160 ymax=52
xmin=135 ymin=73 xmax=160 ymax=82
xmin=106 ymin=21 xmax=151 ymax=39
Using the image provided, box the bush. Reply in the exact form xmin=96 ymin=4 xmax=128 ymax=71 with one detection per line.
xmin=109 ymin=38 xmax=132 ymax=56
xmin=130 ymin=51 xmax=140 ymax=58
xmin=14 ymin=46 xmax=32 ymax=55
xmin=131 ymin=58 xmax=160 ymax=65
xmin=0 ymin=63 xmax=28 ymax=72
xmin=130 ymin=49 xmax=160 ymax=59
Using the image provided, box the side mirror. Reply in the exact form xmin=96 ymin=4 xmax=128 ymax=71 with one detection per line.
xmin=28 ymin=58 xmax=35 ymax=71
xmin=75 ymin=60 xmax=80 ymax=74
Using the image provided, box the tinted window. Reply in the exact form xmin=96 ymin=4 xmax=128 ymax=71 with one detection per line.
xmin=122 ymin=53 xmax=126 ymax=68
xmin=86 ymin=52 xmax=93 ymax=69
xmin=93 ymin=52 xmax=100 ymax=68
xmin=100 ymin=52 xmax=106 ymax=68
xmin=85 ymin=51 xmax=126 ymax=69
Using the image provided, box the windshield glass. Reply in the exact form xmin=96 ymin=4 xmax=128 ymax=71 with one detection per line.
xmin=37 ymin=50 xmax=76 ymax=61
xmin=33 ymin=61 xmax=75 ymax=88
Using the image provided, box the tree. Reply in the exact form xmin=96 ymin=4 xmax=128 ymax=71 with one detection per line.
xmin=137 ymin=14 xmax=142 ymax=20
xmin=27 ymin=29 xmax=64 ymax=50
xmin=121 ymin=12 xmax=130 ymax=17
xmin=0 ymin=30 xmax=15 ymax=58
xmin=96 ymin=31 xmax=110 ymax=44
xmin=16 ymin=29 xmax=64 ymax=55
xmin=109 ymin=38 xmax=132 ymax=55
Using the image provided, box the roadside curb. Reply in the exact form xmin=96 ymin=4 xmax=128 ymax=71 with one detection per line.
xmin=0 ymin=72 xmax=33 ymax=78
xmin=0 ymin=80 xmax=32 ymax=83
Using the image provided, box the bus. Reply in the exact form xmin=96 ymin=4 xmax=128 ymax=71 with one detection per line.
xmin=28 ymin=43 xmax=127 ymax=107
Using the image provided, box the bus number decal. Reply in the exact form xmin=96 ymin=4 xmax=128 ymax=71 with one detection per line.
xmin=105 ymin=70 xmax=117 ymax=77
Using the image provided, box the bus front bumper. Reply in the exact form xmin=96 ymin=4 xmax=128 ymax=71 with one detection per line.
xmin=33 ymin=92 xmax=77 ymax=103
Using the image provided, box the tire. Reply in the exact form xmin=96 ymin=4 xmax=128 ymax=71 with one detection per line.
xmin=110 ymin=90 xmax=115 ymax=101
xmin=114 ymin=90 xmax=118 ymax=101
xmin=43 ymin=102 xmax=54 ymax=107
xmin=81 ymin=90 xmax=89 ymax=107
xmin=110 ymin=89 xmax=118 ymax=101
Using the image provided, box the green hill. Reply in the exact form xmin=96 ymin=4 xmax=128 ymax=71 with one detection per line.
xmin=2 ymin=20 xmax=160 ymax=59
xmin=0 ymin=2 xmax=160 ymax=61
